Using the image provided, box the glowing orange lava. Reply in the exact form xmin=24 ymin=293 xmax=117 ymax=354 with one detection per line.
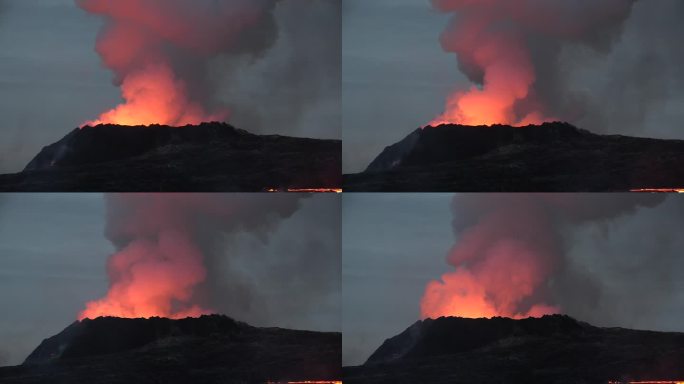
xmin=630 ymin=189 xmax=684 ymax=193
xmin=609 ymin=381 xmax=684 ymax=384
xmin=267 ymin=188 xmax=342 ymax=193
xmin=266 ymin=382 xmax=342 ymax=384
xmin=420 ymin=212 xmax=560 ymax=320
xmin=427 ymin=1 xmax=556 ymax=128
xmin=421 ymin=268 xmax=558 ymax=320
xmin=79 ymin=229 xmax=212 ymax=320
xmin=83 ymin=62 xmax=228 ymax=127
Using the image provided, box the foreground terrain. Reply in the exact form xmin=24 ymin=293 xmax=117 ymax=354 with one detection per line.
xmin=0 ymin=315 xmax=341 ymax=384
xmin=0 ymin=122 xmax=341 ymax=192
xmin=344 ymin=122 xmax=684 ymax=192
xmin=344 ymin=315 xmax=684 ymax=384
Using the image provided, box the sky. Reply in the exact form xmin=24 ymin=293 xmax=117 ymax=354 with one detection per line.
xmin=342 ymin=0 xmax=684 ymax=173
xmin=342 ymin=193 xmax=684 ymax=366
xmin=0 ymin=0 xmax=341 ymax=174
xmin=0 ymin=193 xmax=340 ymax=367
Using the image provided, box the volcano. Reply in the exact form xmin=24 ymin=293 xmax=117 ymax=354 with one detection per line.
xmin=343 ymin=315 xmax=684 ymax=384
xmin=0 ymin=315 xmax=341 ymax=384
xmin=0 ymin=122 xmax=341 ymax=192
xmin=343 ymin=122 xmax=684 ymax=192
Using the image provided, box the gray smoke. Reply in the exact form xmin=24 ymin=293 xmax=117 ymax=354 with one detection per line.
xmin=433 ymin=0 xmax=684 ymax=136
xmin=570 ymin=0 xmax=684 ymax=138
xmin=96 ymin=193 xmax=340 ymax=329
xmin=216 ymin=0 xmax=341 ymax=138
xmin=75 ymin=0 xmax=340 ymax=136
xmin=443 ymin=194 xmax=671 ymax=323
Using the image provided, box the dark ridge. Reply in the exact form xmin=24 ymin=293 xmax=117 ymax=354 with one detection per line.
xmin=24 ymin=123 xmax=246 ymax=171
xmin=24 ymin=315 xmax=245 ymax=364
xmin=345 ymin=122 xmax=684 ymax=192
xmin=0 ymin=315 xmax=341 ymax=384
xmin=344 ymin=315 xmax=684 ymax=384
xmin=0 ymin=122 xmax=341 ymax=192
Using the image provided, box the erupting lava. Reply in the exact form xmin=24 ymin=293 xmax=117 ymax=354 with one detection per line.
xmin=80 ymin=194 xmax=302 ymax=320
xmin=420 ymin=194 xmax=664 ymax=320
xmin=76 ymin=0 xmax=278 ymax=127
xmin=427 ymin=28 xmax=549 ymax=127
xmin=79 ymin=229 xmax=211 ymax=320
xmin=83 ymin=63 xmax=227 ymax=127
xmin=420 ymin=232 xmax=560 ymax=319
xmin=420 ymin=196 xmax=560 ymax=319
xmin=426 ymin=0 xmax=635 ymax=127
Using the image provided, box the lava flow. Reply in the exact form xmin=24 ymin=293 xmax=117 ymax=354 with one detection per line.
xmin=631 ymin=189 xmax=684 ymax=193
xmin=267 ymin=381 xmax=343 ymax=384
xmin=267 ymin=188 xmax=342 ymax=193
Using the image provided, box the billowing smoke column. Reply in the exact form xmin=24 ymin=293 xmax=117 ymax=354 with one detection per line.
xmin=428 ymin=0 xmax=636 ymax=127
xmin=421 ymin=194 xmax=665 ymax=320
xmin=80 ymin=193 xmax=302 ymax=320
xmin=76 ymin=0 xmax=279 ymax=127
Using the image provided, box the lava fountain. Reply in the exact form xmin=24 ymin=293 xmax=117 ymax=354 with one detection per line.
xmin=76 ymin=0 xmax=280 ymax=127
xmin=420 ymin=194 xmax=665 ymax=320
xmin=427 ymin=0 xmax=636 ymax=127
xmin=80 ymin=194 xmax=303 ymax=320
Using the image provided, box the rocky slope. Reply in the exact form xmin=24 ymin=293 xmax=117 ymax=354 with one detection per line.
xmin=0 ymin=315 xmax=341 ymax=384
xmin=0 ymin=122 xmax=341 ymax=191
xmin=343 ymin=315 xmax=684 ymax=384
xmin=344 ymin=122 xmax=684 ymax=192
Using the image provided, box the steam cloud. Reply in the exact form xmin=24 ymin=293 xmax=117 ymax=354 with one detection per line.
xmin=80 ymin=193 xmax=304 ymax=320
xmin=429 ymin=0 xmax=637 ymax=126
xmin=76 ymin=0 xmax=280 ymax=126
xmin=421 ymin=194 xmax=666 ymax=320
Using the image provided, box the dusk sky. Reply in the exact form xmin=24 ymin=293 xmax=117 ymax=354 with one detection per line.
xmin=0 ymin=193 xmax=340 ymax=367
xmin=343 ymin=194 xmax=684 ymax=366
xmin=0 ymin=0 xmax=340 ymax=174
xmin=343 ymin=0 xmax=684 ymax=173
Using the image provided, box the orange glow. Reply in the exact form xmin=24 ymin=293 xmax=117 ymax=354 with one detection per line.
xmin=267 ymin=382 xmax=342 ymax=384
xmin=427 ymin=5 xmax=553 ymax=128
xmin=79 ymin=229 xmax=212 ymax=320
xmin=609 ymin=381 xmax=684 ymax=384
xmin=420 ymin=218 xmax=559 ymax=320
xmin=631 ymin=189 xmax=684 ymax=193
xmin=83 ymin=62 xmax=228 ymax=127
xmin=267 ymin=188 xmax=342 ymax=193
xmin=421 ymin=267 xmax=558 ymax=320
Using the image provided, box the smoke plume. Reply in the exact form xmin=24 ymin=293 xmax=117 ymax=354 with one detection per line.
xmin=420 ymin=194 xmax=666 ymax=320
xmin=76 ymin=0 xmax=280 ymax=127
xmin=428 ymin=0 xmax=637 ymax=127
xmin=80 ymin=193 xmax=303 ymax=320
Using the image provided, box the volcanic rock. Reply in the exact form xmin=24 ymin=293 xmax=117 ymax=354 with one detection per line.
xmin=343 ymin=315 xmax=684 ymax=384
xmin=0 ymin=122 xmax=341 ymax=191
xmin=344 ymin=122 xmax=684 ymax=191
xmin=0 ymin=315 xmax=341 ymax=384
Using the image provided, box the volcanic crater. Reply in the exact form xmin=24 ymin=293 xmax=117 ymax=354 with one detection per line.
xmin=0 ymin=122 xmax=341 ymax=192
xmin=344 ymin=122 xmax=684 ymax=192
xmin=343 ymin=315 xmax=684 ymax=384
xmin=0 ymin=314 xmax=342 ymax=384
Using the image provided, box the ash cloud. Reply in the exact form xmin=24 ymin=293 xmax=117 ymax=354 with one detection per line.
xmin=431 ymin=0 xmax=638 ymax=125
xmin=432 ymin=0 xmax=684 ymax=134
xmin=569 ymin=0 xmax=684 ymax=138
xmin=75 ymin=0 xmax=340 ymax=136
xmin=216 ymin=0 xmax=341 ymax=139
xmin=83 ymin=193 xmax=340 ymax=331
xmin=422 ymin=194 xmax=670 ymax=321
